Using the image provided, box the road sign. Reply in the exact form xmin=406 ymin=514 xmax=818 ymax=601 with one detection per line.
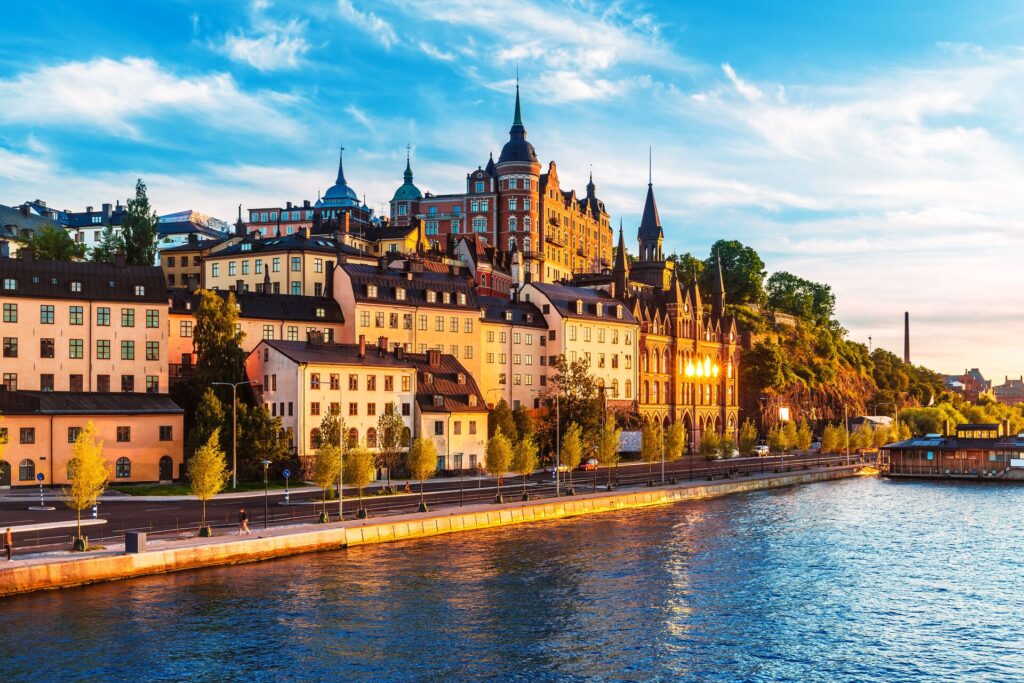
xmin=282 ymin=469 xmax=291 ymax=479
xmin=36 ymin=473 xmax=44 ymax=482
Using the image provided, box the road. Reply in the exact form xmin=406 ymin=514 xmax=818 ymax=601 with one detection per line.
xmin=0 ymin=452 xmax=865 ymax=556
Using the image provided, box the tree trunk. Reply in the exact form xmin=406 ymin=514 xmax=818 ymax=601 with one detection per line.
xmin=420 ymin=479 xmax=425 ymax=505
xmin=522 ymin=473 xmax=527 ymax=498
xmin=77 ymin=508 xmax=82 ymax=541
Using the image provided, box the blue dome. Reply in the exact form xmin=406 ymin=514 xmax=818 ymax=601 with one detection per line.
xmin=319 ymin=146 xmax=360 ymax=207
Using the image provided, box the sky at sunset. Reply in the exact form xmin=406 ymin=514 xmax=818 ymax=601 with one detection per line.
xmin=2 ymin=1 xmax=1022 ymax=381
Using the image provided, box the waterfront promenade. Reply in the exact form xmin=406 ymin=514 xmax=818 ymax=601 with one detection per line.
xmin=0 ymin=463 xmax=865 ymax=597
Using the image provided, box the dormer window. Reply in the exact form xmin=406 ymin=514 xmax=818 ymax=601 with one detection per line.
xmin=315 ymin=307 xmax=325 ymax=318
xmin=108 ymin=280 xmax=116 ymax=288
xmin=457 ymin=373 xmax=466 ymax=385
xmin=575 ymin=300 xmax=583 ymax=315
xmin=241 ymin=243 xmax=252 ymax=251
xmin=526 ymin=314 xmax=532 ymax=323
xmin=427 ymin=290 xmax=437 ymax=303
xmin=504 ymin=311 xmax=513 ymax=321
xmin=134 ymin=285 xmax=145 ymax=296
xmin=596 ymin=302 xmax=603 ymax=316
xmin=396 ymin=287 xmax=406 ymax=301
xmin=442 ymin=292 xmax=451 ymax=304
xmin=469 ymin=395 xmax=478 ymax=407
xmin=425 ymin=372 xmax=433 ymax=384
xmin=433 ymin=395 xmax=444 ymax=407
xmin=457 ymin=292 xmax=466 ymax=306
xmin=367 ymin=284 xmax=378 ymax=298
xmin=70 ymin=281 xmax=82 ymax=293
xmin=2 ymin=278 xmax=16 ymax=291
xmin=616 ymin=305 xmax=622 ymax=319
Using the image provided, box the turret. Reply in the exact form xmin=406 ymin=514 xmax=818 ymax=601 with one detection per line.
xmin=711 ymin=249 xmax=725 ymax=319
xmin=612 ymin=220 xmax=629 ymax=300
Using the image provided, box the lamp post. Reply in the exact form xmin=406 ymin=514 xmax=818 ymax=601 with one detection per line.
xmin=260 ymin=459 xmax=271 ymax=530
xmin=685 ymin=359 xmax=695 ymax=480
xmin=555 ymin=393 xmax=561 ymax=496
xmin=212 ymin=380 xmax=261 ymax=490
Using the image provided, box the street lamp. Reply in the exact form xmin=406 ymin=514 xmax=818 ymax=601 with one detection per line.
xmin=212 ymin=380 xmax=261 ymax=490
xmin=261 ymin=459 xmax=271 ymax=530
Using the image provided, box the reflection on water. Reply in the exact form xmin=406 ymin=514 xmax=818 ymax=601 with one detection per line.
xmin=2 ymin=477 xmax=1023 ymax=682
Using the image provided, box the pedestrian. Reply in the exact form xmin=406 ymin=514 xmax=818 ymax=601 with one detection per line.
xmin=4 ymin=527 xmax=12 ymax=562
xmin=238 ymin=509 xmax=251 ymax=535
xmin=404 ymin=481 xmax=411 ymax=494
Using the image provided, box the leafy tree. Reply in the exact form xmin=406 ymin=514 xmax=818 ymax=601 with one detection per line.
xmin=796 ymin=418 xmax=813 ymax=451
xmin=511 ymin=435 xmax=539 ymax=500
xmin=406 ymin=437 xmax=437 ymax=510
xmin=782 ymin=421 xmax=799 ymax=451
xmin=700 ymin=430 xmax=721 ymax=459
xmin=91 ymin=223 xmax=124 ymax=263
xmin=236 ymin=402 xmax=293 ymax=479
xmin=512 ymin=405 xmax=534 ymax=441
xmin=821 ymin=424 xmax=839 ymax=454
xmin=20 ymin=224 xmax=86 ymax=261
xmin=640 ymin=420 xmax=662 ymax=481
xmin=850 ymin=423 xmax=872 ymax=451
xmin=486 ymin=429 xmax=513 ymax=502
xmin=720 ymin=437 xmax=736 ymax=458
xmin=312 ymin=442 xmax=341 ymax=522
xmin=703 ymin=239 xmax=766 ymax=305
xmin=317 ymin=410 xmax=343 ymax=451
xmin=766 ymin=271 xmax=836 ymax=324
xmin=898 ymin=421 xmax=912 ymax=441
xmin=120 ymin=178 xmax=159 ymax=265
xmin=489 ymin=399 xmax=517 ymax=441
xmin=345 ymin=444 xmax=376 ymax=517
xmin=187 ymin=388 xmax=225 ymax=458
xmin=738 ymin=419 xmax=758 ymax=456
xmin=666 ymin=252 xmax=705 ymax=288
xmin=548 ymin=355 xmax=603 ymax=445
xmin=768 ymin=426 xmax=787 ymax=453
xmin=560 ymin=422 xmax=583 ymax=489
xmin=193 ymin=290 xmax=246 ymax=386
xmin=189 ymin=429 xmax=229 ymax=536
xmin=595 ymin=415 xmax=622 ymax=489
xmin=873 ymin=422 xmax=893 ymax=449
xmin=376 ymin=403 xmax=405 ymax=489
xmin=665 ymin=421 xmax=686 ymax=462
xmin=838 ymin=424 xmax=850 ymax=452
xmin=64 ymin=422 xmax=109 ymax=548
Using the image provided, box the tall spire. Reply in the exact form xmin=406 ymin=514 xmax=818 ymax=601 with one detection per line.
xmin=512 ymin=80 xmax=524 ymax=129
xmin=638 ymin=149 xmax=663 ymax=244
xmin=711 ymin=249 xmax=726 ymax=319
xmin=612 ymin=219 xmax=629 ymax=301
xmin=648 ymin=146 xmax=652 ymax=185
xmin=404 ymin=143 xmax=413 ymax=179
xmin=335 ymin=144 xmax=347 ymax=185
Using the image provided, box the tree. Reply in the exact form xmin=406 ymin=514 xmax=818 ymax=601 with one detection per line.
xmin=489 ymin=398 xmax=517 ymax=440
xmin=782 ymin=421 xmax=799 ymax=451
xmin=796 ymin=418 xmax=813 ymax=451
xmin=898 ymin=421 xmax=912 ymax=441
xmin=838 ymin=424 xmax=850 ymax=452
xmin=512 ymin=405 xmax=534 ymax=441
xmin=189 ymin=430 xmax=229 ymax=536
xmin=193 ymin=290 xmax=246 ymax=386
xmin=595 ymin=415 xmax=622 ymax=489
xmin=486 ymin=429 xmax=513 ymax=502
xmin=667 ymin=252 xmax=705 ymax=288
xmin=120 ymin=178 xmax=159 ymax=265
xmin=821 ymin=424 xmax=839 ymax=454
xmin=236 ymin=402 xmax=293 ymax=479
xmin=768 ymin=426 xmax=787 ymax=453
xmin=700 ymin=430 xmax=721 ymax=460
xmin=738 ymin=419 xmax=758 ymax=456
xmin=873 ymin=422 xmax=893 ymax=449
xmin=312 ymin=442 xmax=341 ymax=522
xmin=511 ymin=435 xmax=539 ymax=500
xmin=64 ymin=422 xmax=108 ymax=549
xmin=20 ymin=224 xmax=86 ymax=261
xmin=720 ymin=437 xmax=736 ymax=458
xmin=317 ymin=410 xmax=342 ymax=452
xmin=548 ymin=356 xmax=603 ymax=444
xmin=345 ymin=444 xmax=376 ymax=518
xmin=640 ymin=420 xmax=662 ymax=482
xmin=665 ymin=421 xmax=686 ymax=463
xmin=91 ymin=223 xmax=124 ymax=263
xmin=560 ymin=422 xmax=583 ymax=490
xmin=766 ymin=271 xmax=836 ymax=324
xmin=703 ymin=239 xmax=766 ymax=306
xmin=376 ymin=403 xmax=405 ymax=490
xmin=406 ymin=437 xmax=437 ymax=511
xmin=187 ymin=387 xmax=226 ymax=458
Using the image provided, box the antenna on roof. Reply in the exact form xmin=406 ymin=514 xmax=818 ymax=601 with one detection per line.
xmin=648 ymin=146 xmax=652 ymax=185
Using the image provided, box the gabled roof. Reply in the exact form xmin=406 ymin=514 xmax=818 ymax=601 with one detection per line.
xmin=529 ymin=282 xmax=637 ymax=323
xmin=170 ymin=289 xmax=343 ymax=323
xmin=257 ymin=339 xmax=417 ymax=368
xmin=0 ymin=255 xmax=167 ymax=302
xmin=477 ymin=295 xmax=547 ymax=328
xmin=341 ymin=262 xmax=479 ymax=309
xmin=407 ymin=352 xmax=487 ymax=413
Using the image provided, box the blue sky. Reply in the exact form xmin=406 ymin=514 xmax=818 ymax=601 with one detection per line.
xmin=2 ymin=1 xmax=1023 ymax=382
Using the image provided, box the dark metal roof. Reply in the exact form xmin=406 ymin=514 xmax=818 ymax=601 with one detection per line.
xmin=0 ymin=204 xmax=59 ymax=239
xmin=0 ymin=389 xmax=182 ymax=415
xmin=407 ymin=352 xmax=487 ymax=413
xmin=259 ymin=340 xmax=418 ymax=368
xmin=157 ymin=220 xmax=226 ymax=239
xmin=212 ymin=233 xmax=362 ymax=258
xmin=885 ymin=434 xmax=1024 ymax=451
xmin=477 ymin=295 xmax=547 ymax=328
xmin=0 ymin=255 xmax=167 ymax=302
xmin=341 ymin=263 xmax=479 ymax=309
xmin=170 ymin=290 xmax=343 ymax=323
xmin=159 ymin=237 xmax=227 ymax=253
xmin=638 ymin=183 xmax=663 ymax=241
xmin=529 ymin=282 xmax=637 ymax=323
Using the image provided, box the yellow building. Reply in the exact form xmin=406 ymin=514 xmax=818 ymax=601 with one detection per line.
xmin=478 ymin=295 xmax=548 ymax=411
xmin=159 ymin=234 xmax=238 ymax=290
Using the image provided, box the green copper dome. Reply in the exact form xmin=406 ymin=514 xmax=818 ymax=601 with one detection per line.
xmin=391 ymin=153 xmax=422 ymax=202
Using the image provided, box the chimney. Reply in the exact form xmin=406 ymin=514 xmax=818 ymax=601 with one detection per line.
xmin=187 ymin=232 xmax=198 ymax=244
xmin=86 ymin=206 xmax=93 ymax=213
xmin=324 ymin=260 xmax=334 ymax=298
xmin=303 ymin=200 xmax=311 ymax=208
xmin=449 ymin=264 xmax=459 ymax=277
xmin=335 ymin=229 xmax=345 ymax=245
xmin=358 ymin=335 xmax=366 ymax=358
xmin=20 ymin=204 xmax=29 ymax=217
xmin=102 ymin=203 xmax=112 ymax=219
xmin=378 ymin=256 xmax=389 ymax=271
xmin=394 ymin=344 xmax=404 ymax=360
xmin=343 ymin=212 xmax=350 ymax=235
xmin=299 ymin=226 xmax=309 ymax=239
xmin=307 ymin=330 xmax=323 ymax=346
xmin=378 ymin=336 xmax=387 ymax=351
xmin=286 ymin=201 xmax=293 ymax=210
xmin=427 ymin=348 xmax=441 ymax=368
xmin=904 ymin=311 xmax=910 ymax=364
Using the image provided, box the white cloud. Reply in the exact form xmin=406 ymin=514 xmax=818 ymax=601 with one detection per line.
xmin=346 ymin=105 xmax=374 ymax=131
xmin=721 ymin=63 xmax=763 ymax=102
xmin=0 ymin=143 xmax=53 ymax=183
xmin=0 ymin=57 xmax=301 ymax=139
xmin=222 ymin=18 xmax=309 ymax=71
xmin=338 ymin=0 xmax=397 ymax=48
xmin=419 ymin=41 xmax=454 ymax=62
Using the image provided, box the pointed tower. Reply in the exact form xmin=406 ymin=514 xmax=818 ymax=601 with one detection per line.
xmin=711 ymin=249 xmax=726 ymax=319
xmin=612 ymin=220 xmax=629 ymax=300
xmin=631 ymin=154 xmax=672 ymax=290
xmin=496 ymin=82 xmax=541 ymax=280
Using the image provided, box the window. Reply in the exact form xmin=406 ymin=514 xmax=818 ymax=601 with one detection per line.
xmin=348 ymin=374 xmax=359 ymax=391
xmin=367 ymin=403 xmax=376 ymax=416
xmin=418 ymin=315 xmax=427 ymax=331
xmin=2 ymin=303 xmax=16 ymax=323
xmin=96 ymin=340 xmax=110 ymax=359
xmin=263 ymin=324 xmax=275 ymax=340
xmin=116 ymin=458 xmax=131 ymax=479
xmin=20 ymin=427 xmax=35 ymax=444
xmin=97 ymin=307 xmax=110 ymax=326
xmin=375 ymin=312 xmax=385 ymax=328
xmin=146 ymin=309 xmax=159 ymax=328
xmin=434 ymin=421 xmax=444 ymax=435
xmin=255 ymin=259 xmax=263 ymax=274
xmin=229 ymin=262 xmax=237 ymax=276
xmin=19 ymin=458 xmax=35 ymax=481
xmin=360 ymin=311 xmax=370 ymax=327
xmin=367 ymin=375 xmax=377 ymax=391
xmin=121 ymin=308 xmax=135 ymax=327
xmin=180 ymin=320 xmax=193 ymax=337
xmin=135 ymin=285 xmax=145 ymax=296
xmin=121 ymin=340 xmax=135 ymax=360
xmin=310 ymin=402 xmax=321 ymax=416
xmin=146 ymin=376 xmax=159 ymax=393
xmin=96 ymin=375 xmax=110 ymax=392
xmin=349 ymin=403 xmax=358 ymax=416
xmin=2 ymin=278 xmax=16 ymax=291
xmin=146 ymin=341 xmax=159 ymax=360
xmin=288 ymin=326 xmax=298 ymax=341
xmin=39 ymin=305 xmax=54 ymax=324
xmin=310 ymin=373 xmax=321 ymax=389
xmin=40 ymin=338 xmax=54 ymax=358
xmin=435 ymin=316 xmax=444 ymax=331
xmin=212 ymin=263 xmax=220 ymax=277
xmin=401 ymin=376 xmax=410 ymax=392
xmin=291 ymin=256 xmax=301 ymax=271
xmin=115 ymin=426 xmax=131 ymax=443
xmin=2 ymin=337 xmax=16 ymax=358
xmin=70 ymin=306 xmax=83 ymax=325
xmin=273 ymin=257 xmax=281 ymax=272
xmin=121 ymin=375 xmax=134 ymax=392
xmin=291 ymin=282 xmax=301 ymax=295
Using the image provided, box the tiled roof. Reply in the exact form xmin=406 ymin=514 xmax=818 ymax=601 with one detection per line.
xmin=406 ymin=352 xmax=487 ymax=413
xmin=477 ymin=295 xmax=547 ymax=328
xmin=0 ymin=389 xmax=182 ymax=415
xmin=170 ymin=290 xmax=343 ymax=323
xmin=529 ymin=282 xmax=637 ymax=323
xmin=341 ymin=263 xmax=479 ymax=310
xmin=212 ymin=233 xmax=363 ymax=258
xmin=0 ymin=255 xmax=167 ymax=302
xmin=259 ymin=340 xmax=417 ymax=368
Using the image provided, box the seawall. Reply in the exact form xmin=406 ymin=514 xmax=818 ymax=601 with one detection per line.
xmin=0 ymin=465 xmax=865 ymax=598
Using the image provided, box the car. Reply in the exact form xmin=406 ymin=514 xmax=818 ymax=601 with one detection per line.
xmin=545 ymin=464 xmax=571 ymax=474
xmin=753 ymin=445 xmax=770 ymax=457
xmin=578 ymin=458 xmax=599 ymax=471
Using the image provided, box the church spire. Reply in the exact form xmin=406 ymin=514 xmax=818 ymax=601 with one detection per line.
xmin=612 ymin=219 xmax=629 ymax=301
xmin=711 ymin=249 xmax=726 ymax=319
xmin=404 ymin=143 xmax=413 ymax=180
xmin=335 ymin=144 xmax=347 ymax=185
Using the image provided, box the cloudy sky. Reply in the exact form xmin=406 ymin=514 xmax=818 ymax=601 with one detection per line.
xmin=2 ymin=1 xmax=1022 ymax=382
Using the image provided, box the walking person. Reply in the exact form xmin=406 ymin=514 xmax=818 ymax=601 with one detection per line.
xmin=5 ymin=527 xmax=13 ymax=561
xmin=238 ymin=509 xmax=251 ymax=535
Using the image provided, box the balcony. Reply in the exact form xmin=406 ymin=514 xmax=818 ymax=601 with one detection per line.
xmin=416 ymin=212 xmax=460 ymax=220
xmin=545 ymin=233 xmax=566 ymax=247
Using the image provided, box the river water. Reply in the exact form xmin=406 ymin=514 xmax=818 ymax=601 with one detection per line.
xmin=2 ymin=476 xmax=1022 ymax=682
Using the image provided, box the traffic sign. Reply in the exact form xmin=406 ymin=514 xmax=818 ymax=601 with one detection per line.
xmin=36 ymin=473 xmax=44 ymax=482
xmin=282 ymin=469 xmax=291 ymax=478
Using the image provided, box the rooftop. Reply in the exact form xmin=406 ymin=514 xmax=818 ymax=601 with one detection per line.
xmin=528 ymin=282 xmax=638 ymax=323
xmin=0 ymin=388 xmax=183 ymax=415
xmin=0 ymin=254 xmax=167 ymax=303
xmin=341 ymin=262 xmax=478 ymax=310
xmin=170 ymin=289 xmax=343 ymax=323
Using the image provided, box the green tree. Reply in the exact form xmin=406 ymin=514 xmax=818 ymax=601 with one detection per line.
xmin=236 ymin=402 xmax=293 ymax=479
xmin=64 ymin=422 xmax=109 ymax=549
xmin=595 ymin=415 xmax=622 ymax=489
xmin=873 ymin=422 xmax=893 ymax=449
xmin=376 ymin=403 xmax=405 ymax=490
xmin=120 ymin=178 xmax=159 ymax=265
xmin=738 ymin=419 xmax=758 ymax=456
xmin=640 ymin=420 xmax=662 ymax=481
xmin=548 ymin=355 xmax=603 ymax=446
xmin=486 ymin=429 xmax=513 ymax=502
xmin=898 ymin=421 xmax=912 ymax=441
xmin=312 ymin=442 xmax=341 ymax=522
xmin=796 ymin=418 xmax=813 ymax=451
xmin=512 ymin=405 xmax=534 ymax=441
xmin=91 ymin=223 xmax=124 ymax=263
xmin=345 ymin=444 xmax=376 ymax=517
xmin=766 ymin=271 xmax=836 ymax=324
xmin=560 ymin=422 xmax=583 ymax=490
xmin=838 ymin=424 xmax=850 ymax=452
xmin=317 ymin=410 xmax=342 ymax=451
xmin=700 ymin=430 xmax=721 ymax=459
xmin=768 ymin=426 xmax=787 ymax=453
xmin=20 ymin=224 xmax=87 ymax=261
xmin=187 ymin=387 xmax=226 ymax=458
xmin=665 ymin=421 xmax=686 ymax=463
xmin=189 ymin=429 xmax=229 ymax=536
xmin=511 ymin=435 xmax=539 ymax=500
xmin=406 ymin=437 xmax=437 ymax=511
xmin=666 ymin=252 xmax=705 ymax=288
xmin=720 ymin=436 xmax=736 ymax=458
xmin=193 ymin=290 xmax=246 ymax=386
xmin=702 ymin=239 xmax=766 ymax=305
xmin=820 ymin=424 xmax=839 ymax=454
xmin=489 ymin=398 xmax=517 ymax=441
xmin=782 ymin=421 xmax=799 ymax=450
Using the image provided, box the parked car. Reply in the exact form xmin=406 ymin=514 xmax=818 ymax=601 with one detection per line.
xmin=545 ymin=464 xmax=571 ymax=474
xmin=753 ymin=444 xmax=770 ymax=457
xmin=578 ymin=458 xmax=599 ymax=471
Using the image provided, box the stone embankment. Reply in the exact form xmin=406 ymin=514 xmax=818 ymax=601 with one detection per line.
xmin=0 ymin=465 xmax=866 ymax=598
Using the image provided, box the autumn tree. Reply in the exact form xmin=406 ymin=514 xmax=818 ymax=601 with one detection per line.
xmin=821 ymin=424 xmax=839 ymax=454
xmin=768 ymin=425 xmax=787 ymax=453
xmin=511 ymin=435 xmax=539 ymax=500
xmin=20 ymin=224 xmax=87 ymax=261
xmin=665 ymin=421 xmax=686 ymax=464
xmin=345 ymin=444 xmax=376 ymax=518
xmin=120 ymin=178 xmax=159 ymax=265
xmin=595 ymin=415 xmax=622 ymax=490
xmin=312 ymin=441 xmax=341 ymax=523
xmin=640 ymin=420 xmax=662 ymax=482
xmin=189 ymin=430 xmax=230 ymax=536
xmin=376 ymin=402 xmax=404 ymax=491
xmin=796 ymin=418 xmax=813 ymax=451
xmin=700 ymin=430 xmax=721 ymax=460
xmin=406 ymin=437 xmax=437 ymax=511
xmin=560 ymin=422 xmax=583 ymax=491
xmin=782 ymin=421 xmax=799 ymax=451
xmin=486 ymin=429 xmax=513 ymax=503
xmin=64 ymin=422 xmax=109 ymax=550
xmin=738 ymin=419 xmax=758 ymax=456
xmin=193 ymin=289 xmax=246 ymax=386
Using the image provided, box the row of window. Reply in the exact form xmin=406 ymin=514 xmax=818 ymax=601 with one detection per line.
xmin=211 ymin=256 xmax=314 ymax=277
xmin=567 ymin=325 xmax=631 ymax=343
xmin=2 ymin=425 xmax=173 ymax=445
xmin=358 ymin=311 xmax=474 ymax=334
xmin=2 ymin=279 xmax=146 ymax=296
xmin=2 ymin=338 xmax=159 ymax=361
xmin=306 ymin=373 xmax=409 ymax=392
xmin=486 ymin=331 xmax=544 ymax=346
xmin=311 ymin=401 xmax=412 ymax=418
xmin=0 ymin=374 xmax=159 ymax=393
xmin=2 ymin=304 xmax=159 ymax=327
xmin=250 ymin=210 xmax=313 ymax=223
xmin=164 ymin=255 xmax=202 ymax=268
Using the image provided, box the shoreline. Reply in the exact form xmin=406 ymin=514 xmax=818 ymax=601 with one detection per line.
xmin=0 ymin=465 xmax=867 ymax=598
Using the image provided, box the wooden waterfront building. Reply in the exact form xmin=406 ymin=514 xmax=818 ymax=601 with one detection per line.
xmin=882 ymin=422 xmax=1024 ymax=480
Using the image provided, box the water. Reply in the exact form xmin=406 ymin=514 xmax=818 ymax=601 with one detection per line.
xmin=2 ymin=476 xmax=1022 ymax=682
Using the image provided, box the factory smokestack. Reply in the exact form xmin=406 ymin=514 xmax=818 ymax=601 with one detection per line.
xmin=904 ymin=311 xmax=910 ymax=364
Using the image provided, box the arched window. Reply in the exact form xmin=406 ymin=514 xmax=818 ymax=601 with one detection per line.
xmin=19 ymin=458 xmax=35 ymax=481
xmin=508 ymin=236 xmax=517 ymax=252
xmin=643 ymin=381 xmax=650 ymax=404
xmin=310 ymin=427 xmax=322 ymax=449
xmin=401 ymin=427 xmax=412 ymax=447
xmin=366 ymin=427 xmax=378 ymax=448
xmin=611 ymin=379 xmax=619 ymax=398
xmin=653 ymin=382 xmax=660 ymax=404
xmin=654 ymin=351 xmax=661 ymax=374
xmin=625 ymin=380 xmax=632 ymax=399
xmin=347 ymin=427 xmax=359 ymax=448
xmin=472 ymin=216 xmax=486 ymax=233
xmin=116 ymin=457 xmax=131 ymax=479
xmin=641 ymin=351 xmax=649 ymax=373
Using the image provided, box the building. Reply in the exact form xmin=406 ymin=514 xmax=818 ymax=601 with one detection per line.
xmin=64 ymin=202 xmax=126 ymax=249
xmin=1 ymin=202 xmax=64 ymax=256
xmin=246 ymin=200 xmax=316 ymax=238
xmin=477 ymin=295 xmax=548 ymax=411
xmin=453 ymin=236 xmax=513 ymax=297
xmin=159 ymin=234 xmax=236 ymax=290
xmin=0 ymin=252 xmax=169 ymax=394
xmin=156 ymin=210 xmax=229 ymax=261
xmin=944 ymin=368 xmax=991 ymax=402
xmin=883 ymin=422 xmax=1024 ymax=479
xmin=521 ymin=280 xmax=639 ymax=410
xmin=168 ymin=288 xmax=345 ymax=383
xmin=0 ymin=387 xmax=184 ymax=487
xmin=994 ymin=376 xmax=1024 ymax=406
